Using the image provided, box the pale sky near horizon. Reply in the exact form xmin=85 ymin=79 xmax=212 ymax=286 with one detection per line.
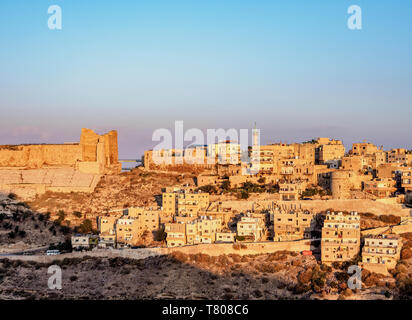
xmin=0 ymin=0 xmax=411 ymax=158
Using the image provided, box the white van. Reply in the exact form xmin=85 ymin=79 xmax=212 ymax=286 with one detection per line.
xmin=46 ymin=250 xmax=60 ymax=256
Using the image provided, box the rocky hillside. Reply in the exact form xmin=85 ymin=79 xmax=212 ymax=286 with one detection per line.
xmin=360 ymin=212 xmax=402 ymax=230
xmin=1 ymin=249 xmax=411 ymax=300
xmin=0 ymin=194 xmax=71 ymax=253
xmin=27 ymin=168 xmax=196 ymax=228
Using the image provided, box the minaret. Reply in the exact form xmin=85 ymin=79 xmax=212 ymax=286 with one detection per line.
xmin=252 ymin=122 xmax=259 ymax=147
xmin=249 ymin=122 xmax=260 ymax=175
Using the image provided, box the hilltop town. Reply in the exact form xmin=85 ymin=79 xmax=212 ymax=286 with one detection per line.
xmin=1 ymin=130 xmax=412 ymax=299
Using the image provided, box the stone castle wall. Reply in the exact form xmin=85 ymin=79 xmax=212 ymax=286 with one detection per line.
xmin=0 ymin=144 xmax=82 ymax=168
xmin=0 ymin=128 xmax=120 ymax=173
xmin=0 ymin=128 xmax=121 ymax=199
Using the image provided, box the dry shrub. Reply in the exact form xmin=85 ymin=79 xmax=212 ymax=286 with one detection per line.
xmin=396 ymin=272 xmax=408 ymax=282
xmin=361 ymin=268 xmax=371 ymax=281
xmin=363 ymin=273 xmax=383 ymax=287
xmin=217 ymin=255 xmax=230 ymax=267
xmin=400 ymin=232 xmax=412 ymax=241
xmin=401 ymin=248 xmax=412 ymax=260
xmin=191 ymin=253 xmax=212 ymax=264
xmin=265 ymin=251 xmax=291 ymax=261
xmin=256 ymin=263 xmax=283 ymax=273
xmin=378 ymin=215 xmax=401 ymax=224
xmin=228 ymin=254 xmax=242 ymax=263
xmin=293 ymin=283 xmax=310 ymax=294
xmin=387 ymin=281 xmax=397 ymax=289
xmin=298 ymin=268 xmax=313 ymax=284
xmin=320 ymin=264 xmax=332 ymax=272
xmin=398 ymin=277 xmax=412 ymax=298
xmin=396 ymin=262 xmax=408 ymax=274
xmin=402 ymin=240 xmax=412 ymax=250
xmin=343 ymin=288 xmax=353 ymax=296
xmin=170 ymin=251 xmax=188 ymax=262
xmin=361 ymin=212 xmax=376 ymax=219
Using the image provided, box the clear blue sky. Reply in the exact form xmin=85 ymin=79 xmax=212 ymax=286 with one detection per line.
xmin=0 ymin=0 xmax=411 ymax=158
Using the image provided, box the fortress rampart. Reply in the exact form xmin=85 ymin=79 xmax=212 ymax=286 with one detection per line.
xmin=0 ymin=128 xmax=121 ymax=199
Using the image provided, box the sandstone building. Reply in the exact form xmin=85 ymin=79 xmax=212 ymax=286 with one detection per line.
xmin=97 ymin=207 xmax=160 ymax=247
xmin=361 ymin=234 xmax=402 ymax=272
xmin=236 ymin=214 xmax=266 ymax=241
xmin=164 ymin=222 xmax=186 ymax=247
xmin=165 ymin=215 xmax=224 ymax=247
xmin=321 ymin=211 xmax=360 ymax=264
xmin=185 ymin=216 xmax=222 ymax=244
xmin=161 ymin=187 xmax=210 ymax=216
xmin=272 ymin=207 xmax=317 ymax=241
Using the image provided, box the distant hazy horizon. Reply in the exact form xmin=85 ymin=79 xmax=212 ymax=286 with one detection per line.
xmin=1 ymin=0 xmax=411 ymax=158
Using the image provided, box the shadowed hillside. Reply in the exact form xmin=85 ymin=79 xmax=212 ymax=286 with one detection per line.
xmin=0 ymin=193 xmax=72 ymax=252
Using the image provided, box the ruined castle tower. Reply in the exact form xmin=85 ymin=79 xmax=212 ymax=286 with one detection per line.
xmin=78 ymin=128 xmax=121 ymax=174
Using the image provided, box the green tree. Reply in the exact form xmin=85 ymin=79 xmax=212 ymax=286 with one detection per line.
xmin=240 ymin=190 xmax=249 ymax=199
xmin=77 ymin=219 xmax=93 ymax=234
xmin=8 ymin=193 xmax=17 ymax=200
xmin=221 ymin=180 xmax=231 ymax=191
xmin=56 ymin=210 xmax=65 ymax=224
xmin=196 ymin=184 xmax=217 ymax=194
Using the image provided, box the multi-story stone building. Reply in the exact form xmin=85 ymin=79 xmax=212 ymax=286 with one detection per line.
xmin=71 ymin=234 xmax=93 ymax=250
xmin=350 ymin=142 xmax=380 ymax=156
xmin=216 ymin=232 xmax=236 ymax=243
xmin=185 ymin=216 xmax=222 ymax=244
xmin=272 ymin=208 xmax=317 ymax=241
xmin=97 ymin=207 xmax=160 ymax=247
xmin=126 ymin=207 xmax=160 ymax=234
xmin=315 ymin=138 xmax=345 ymax=164
xmin=321 ymin=211 xmax=360 ymax=264
xmin=250 ymin=143 xmax=296 ymax=175
xmin=236 ymin=215 xmax=266 ymax=241
xmin=364 ymin=178 xmax=397 ymax=198
xmin=143 ymin=148 xmax=214 ymax=170
xmin=342 ymin=155 xmax=368 ymax=172
xmin=115 ymin=217 xmax=139 ymax=246
xmin=208 ymin=140 xmax=241 ymax=165
xmin=401 ymin=166 xmax=412 ymax=192
xmin=165 ymin=216 xmax=222 ymax=246
xmin=97 ymin=215 xmax=120 ymax=235
xmin=161 ymin=187 xmax=210 ymax=216
xmin=164 ymin=222 xmax=186 ymax=247
xmin=362 ymin=234 xmax=402 ymax=271
xmin=278 ymin=181 xmax=305 ymax=201
xmin=386 ymin=149 xmax=412 ymax=165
